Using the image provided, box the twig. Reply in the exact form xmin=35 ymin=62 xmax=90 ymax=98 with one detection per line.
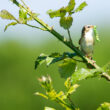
xmin=67 ymin=95 xmax=76 ymax=110
xmin=72 ymin=58 xmax=84 ymax=62
xmin=67 ymin=29 xmax=73 ymax=46
xmin=25 ymin=24 xmax=47 ymax=31
xmin=101 ymin=73 xmax=110 ymax=81
xmin=10 ymin=0 xmax=110 ymax=81
xmin=21 ymin=0 xmax=28 ymax=8
xmin=11 ymin=0 xmax=101 ymax=69
xmin=55 ymin=97 xmax=74 ymax=109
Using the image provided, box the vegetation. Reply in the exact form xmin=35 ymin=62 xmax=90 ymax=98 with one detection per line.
xmin=0 ymin=0 xmax=110 ymax=110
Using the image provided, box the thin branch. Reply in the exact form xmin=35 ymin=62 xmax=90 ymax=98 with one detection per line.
xmin=67 ymin=95 xmax=76 ymax=110
xmin=10 ymin=0 xmax=110 ymax=81
xmin=55 ymin=97 xmax=74 ymax=110
xmin=72 ymin=58 xmax=84 ymax=62
xmin=30 ymin=16 xmax=100 ymax=69
xmin=67 ymin=29 xmax=73 ymax=46
xmin=21 ymin=0 xmax=28 ymax=8
xmin=10 ymin=0 xmax=100 ymax=69
xmin=25 ymin=24 xmax=47 ymax=31
xmin=101 ymin=73 xmax=110 ymax=81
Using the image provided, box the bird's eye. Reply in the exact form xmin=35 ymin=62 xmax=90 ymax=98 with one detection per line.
xmin=88 ymin=26 xmax=90 ymax=28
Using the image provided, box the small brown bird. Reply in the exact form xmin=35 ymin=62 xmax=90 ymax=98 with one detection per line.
xmin=79 ymin=25 xmax=94 ymax=59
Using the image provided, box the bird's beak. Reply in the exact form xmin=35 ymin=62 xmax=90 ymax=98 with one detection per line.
xmin=91 ymin=25 xmax=94 ymax=28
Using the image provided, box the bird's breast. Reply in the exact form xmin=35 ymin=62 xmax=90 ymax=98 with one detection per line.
xmin=80 ymin=35 xmax=94 ymax=56
xmin=83 ymin=32 xmax=94 ymax=45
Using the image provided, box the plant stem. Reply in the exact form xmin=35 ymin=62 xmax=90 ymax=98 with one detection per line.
xmin=55 ymin=97 xmax=74 ymax=110
xmin=102 ymin=73 xmax=110 ymax=81
xmin=67 ymin=95 xmax=76 ymax=110
xmin=25 ymin=24 xmax=47 ymax=31
xmin=11 ymin=0 xmax=110 ymax=81
xmin=32 ymin=16 xmax=99 ymax=69
xmin=67 ymin=29 xmax=73 ymax=46
xmin=21 ymin=0 xmax=28 ymax=8
xmin=72 ymin=58 xmax=83 ymax=62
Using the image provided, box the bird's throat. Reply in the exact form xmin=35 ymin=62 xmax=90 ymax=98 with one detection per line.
xmin=84 ymin=30 xmax=94 ymax=43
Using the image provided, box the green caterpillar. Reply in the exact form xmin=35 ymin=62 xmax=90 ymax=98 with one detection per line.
xmin=93 ymin=25 xmax=100 ymax=42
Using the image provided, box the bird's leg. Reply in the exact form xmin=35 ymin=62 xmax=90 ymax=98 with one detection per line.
xmin=90 ymin=57 xmax=96 ymax=64
xmin=86 ymin=55 xmax=96 ymax=64
xmin=86 ymin=55 xmax=91 ymax=63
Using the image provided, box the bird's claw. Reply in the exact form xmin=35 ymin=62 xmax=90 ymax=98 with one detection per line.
xmin=86 ymin=56 xmax=96 ymax=65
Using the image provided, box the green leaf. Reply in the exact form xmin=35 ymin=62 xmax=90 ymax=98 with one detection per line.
xmin=0 ymin=10 xmax=17 ymax=21
xmin=35 ymin=53 xmax=47 ymax=69
xmin=44 ymin=107 xmax=56 ymax=110
xmin=19 ymin=8 xmax=27 ymax=24
xmin=67 ymin=84 xmax=79 ymax=95
xmin=48 ymin=89 xmax=57 ymax=100
xmin=4 ymin=22 xmax=17 ymax=32
xmin=35 ymin=53 xmax=61 ymax=69
xmin=103 ymin=63 xmax=110 ymax=74
xmin=60 ymin=16 xmax=73 ymax=29
xmin=46 ymin=57 xmax=54 ymax=66
xmin=65 ymin=0 xmax=75 ymax=12
xmin=93 ymin=25 xmax=100 ymax=42
xmin=56 ymin=91 xmax=66 ymax=100
xmin=65 ymin=77 xmax=71 ymax=89
xmin=97 ymin=102 xmax=110 ymax=110
xmin=75 ymin=108 xmax=80 ymax=110
xmin=71 ymin=68 xmax=102 ymax=84
xmin=74 ymin=2 xmax=87 ymax=13
xmin=102 ymin=63 xmax=110 ymax=79
xmin=27 ymin=13 xmax=39 ymax=21
xmin=46 ymin=53 xmax=62 ymax=66
xmin=47 ymin=7 xmax=66 ymax=18
xmin=46 ymin=52 xmax=76 ymax=66
xmin=58 ymin=58 xmax=76 ymax=78
xmin=35 ymin=92 xmax=48 ymax=99
xmin=66 ymin=108 xmax=72 ymax=110
xmin=32 ymin=13 xmax=39 ymax=17
xmin=35 ymin=52 xmax=76 ymax=69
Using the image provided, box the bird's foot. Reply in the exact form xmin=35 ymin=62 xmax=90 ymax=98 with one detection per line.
xmin=86 ymin=56 xmax=96 ymax=64
xmin=90 ymin=57 xmax=96 ymax=64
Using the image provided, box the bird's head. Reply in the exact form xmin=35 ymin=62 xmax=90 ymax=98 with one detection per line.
xmin=82 ymin=25 xmax=94 ymax=34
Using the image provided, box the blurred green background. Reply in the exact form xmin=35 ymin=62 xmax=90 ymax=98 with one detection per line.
xmin=0 ymin=0 xmax=110 ymax=110
xmin=0 ymin=28 xmax=110 ymax=110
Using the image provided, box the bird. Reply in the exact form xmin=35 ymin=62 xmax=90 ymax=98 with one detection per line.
xmin=79 ymin=25 xmax=94 ymax=59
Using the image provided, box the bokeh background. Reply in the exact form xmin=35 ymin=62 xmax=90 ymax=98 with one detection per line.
xmin=0 ymin=0 xmax=110 ymax=110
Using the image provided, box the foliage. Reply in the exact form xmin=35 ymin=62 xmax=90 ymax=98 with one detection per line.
xmin=35 ymin=52 xmax=76 ymax=69
xmin=19 ymin=8 xmax=27 ymax=24
xmin=35 ymin=75 xmax=79 ymax=110
xmin=47 ymin=0 xmax=87 ymax=29
xmin=0 ymin=0 xmax=110 ymax=110
xmin=74 ymin=2 xmax=87 ymax=13
xmin=4 ymin=22 xmax=17 ymax=32
xmin=60 ymin=16 xmax=73 ymax=29
xmin=97 ymin=102 xmax=110 ymax=110
xmin=71 ymin=68 xmax=102 ymax=84
xmin=0 ymin=7 xmax=39 ymax=31
xmin=0 ymin=10 xmax=17 ymax=20
xmin=58 ymin=58 xmax=76 ymax=78
xmin=44 ymin=107 xmax=56 ymax=110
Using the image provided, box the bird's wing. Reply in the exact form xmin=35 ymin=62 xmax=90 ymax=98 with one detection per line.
xmin=79 ymin=37 xmax=81 ymax=45
xmin=79 ymin=28 xmax=85 ymax=45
